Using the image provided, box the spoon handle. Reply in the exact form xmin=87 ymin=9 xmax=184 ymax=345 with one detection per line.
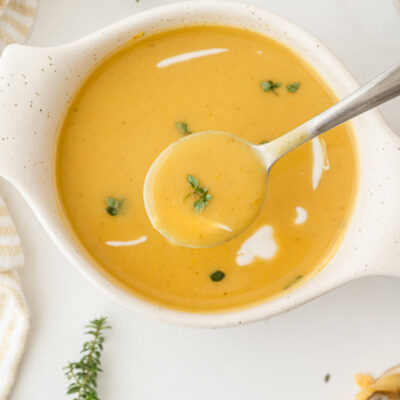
xmin=262 ymin=61 xmax=400 ymax=167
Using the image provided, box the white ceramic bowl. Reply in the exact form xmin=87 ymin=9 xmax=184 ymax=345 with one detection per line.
xmin=0 ymin=1 xmax=399 ymax=328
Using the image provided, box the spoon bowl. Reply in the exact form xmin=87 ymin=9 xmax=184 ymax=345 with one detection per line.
xmin=143 ymin=130 xmax=269 ymax=248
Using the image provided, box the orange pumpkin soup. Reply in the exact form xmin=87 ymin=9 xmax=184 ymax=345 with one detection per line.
xmin=56 ymin=26 xmax=357 ymax=312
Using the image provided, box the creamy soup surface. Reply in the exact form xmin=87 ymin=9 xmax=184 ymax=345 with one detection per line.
xmin=56 ymin=26 xmax=357 ymax=312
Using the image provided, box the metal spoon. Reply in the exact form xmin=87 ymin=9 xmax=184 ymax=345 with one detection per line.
xmin=144 ymin=62 xmax=400 ymax=248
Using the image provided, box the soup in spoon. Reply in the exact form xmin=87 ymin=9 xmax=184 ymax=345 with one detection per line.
xmin=56 ymin=25 xmax=357 ymax=312
xmin=144 ymin=131 xmax=269 ymax=248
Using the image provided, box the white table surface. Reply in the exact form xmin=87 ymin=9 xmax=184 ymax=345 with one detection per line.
xmin=3 ymin=0 xmax=400 ymax=398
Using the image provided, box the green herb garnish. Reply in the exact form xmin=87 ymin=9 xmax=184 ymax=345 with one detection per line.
xmin=284 ymin=275 xmax=303 ymax=290
xmin=64 ymin=317 xmax=111 ymax=400
xmin=260 ymin=140 xmax=269 ymax=144
xmin=324 ymin=374 xmax=331 ymax=383
xmin=105 ymin=197 xmax=122 ymax=216
xmin=210 ymin=270 xmax=225 ymax=282
xmin=184 ymin=175 xmax=212 ymax=213
xmin=260 ymin=80 xmax=282 ymax=95
xmin=286 ymin=82 xmax=301 ymax=93
xmin=176 ymin=122 xmax=191 ymax=135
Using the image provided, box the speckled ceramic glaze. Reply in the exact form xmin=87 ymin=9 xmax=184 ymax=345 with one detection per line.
xmin=0 ymin=1 xmax=399 ymax=327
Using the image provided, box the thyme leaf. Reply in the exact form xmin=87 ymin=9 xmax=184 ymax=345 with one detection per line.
xmin=284 ymin=275 xmax=303 ymax=290
xmin=287 ymin=82 xmax=301 ymax=93
xmin=176 ymin=122 xmax=192 ymax=135
xmin=260 ymin=80 xmax=282 ymax=95
xmin=184 ymin=175 xmax=212 ymax=213
xmin=105 ymin=197 xmax=123 ymax=216
xmin=210 ymin=270 xmax=225 ymax=282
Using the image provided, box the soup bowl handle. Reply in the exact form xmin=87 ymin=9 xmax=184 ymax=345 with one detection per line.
xmin=0 ymin=44 xmax=62 ymax=190
xmin=0 ymin=39 xmax=104 ymax=199
xmin=356 ymin=119 xmax=400 ymax=279
xmin=0 ymin=44 xmax=28 ymax=184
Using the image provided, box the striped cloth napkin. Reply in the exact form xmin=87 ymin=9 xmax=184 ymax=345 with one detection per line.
xmin=0 ymin=0 xmax=37 ymax=48
xmin=0 ymin=198 xmax=28 ymax=400
xmin=0 ymin=0 xmax=37 ymax=398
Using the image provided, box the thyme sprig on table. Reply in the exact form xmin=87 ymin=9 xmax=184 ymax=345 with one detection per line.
xmin=64 ymin=317 xmax=111 ymax=400
xmin=184 ymin=174 xmax=213 ymax=213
